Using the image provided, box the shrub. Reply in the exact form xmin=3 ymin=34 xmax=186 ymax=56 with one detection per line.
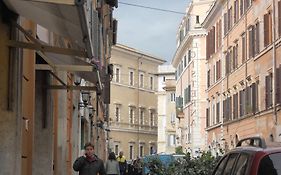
xmin=144 ymin=151 xmax=220 ymax=175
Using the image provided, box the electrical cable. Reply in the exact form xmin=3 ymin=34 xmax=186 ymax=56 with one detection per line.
xmin=119 ymin=1 xmax=185 ymax=15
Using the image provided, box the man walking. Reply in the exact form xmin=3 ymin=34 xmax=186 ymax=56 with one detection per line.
xmin=73 ymin=142 xmax=106 ymax=175
xmin=117 ymin=151 xmax=127 ymax=175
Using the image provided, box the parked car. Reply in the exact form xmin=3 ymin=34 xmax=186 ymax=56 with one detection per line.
xmin=212 ymin=137 xmax=281 ymax=175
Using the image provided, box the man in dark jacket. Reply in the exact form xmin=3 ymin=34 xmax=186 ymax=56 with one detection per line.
xmin=73 ymin=142 xmax=106 ymax=175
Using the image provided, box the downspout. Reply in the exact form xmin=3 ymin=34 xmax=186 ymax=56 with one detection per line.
xmin=272 ymin=0 xmax=277 ymax=125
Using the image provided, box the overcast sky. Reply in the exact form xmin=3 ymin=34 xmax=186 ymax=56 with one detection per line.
xmin=114 ymin=0 xmax=190 ymax=63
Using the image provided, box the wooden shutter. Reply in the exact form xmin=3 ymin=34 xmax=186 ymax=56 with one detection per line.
xmin=229 ymin=97 xmax=232 ymax=120
xmin=242 ymin=35 xmax=246 ymax=63
xmin=224 ymin=13 xmax=227 ymax=36
xmin=218 ymin=60 xmax=221 ymax=79
xmin=264 ymin=13 xmax=269 ymax=47
xmin=239 ymin=90 xmax=244 ymax=117
xmin=223 ymin=99 xmax=226 ymax=121
xmin=279 ymin=1 xmax=281 ymax=36
xmin=240 ymin=0 xmax=244 ymax=16
xmin=234 ymin=1 xmax=237 ymax=23
xmin=207 ymin=70 xmax=210 ymax=87
xmin=206 ymin=32 xmax=210 ymax=59
xmin=265 ymin=75 xmax=272 ymax=108
xmin=216 ymin=102 xmax=220 ymax=123
xmin=276 ymin=67 xmax=281 ymax=104
xmin=252 ymin=83 xmax=257 ymax=113
xmin=233 ymin=93 xmax=238 ymax=119
xmin=255 ymin=22 xmax=260 ymax=54
xmin=226 ymin=52 xmax=229 ymax=75
xmin=249 ymin=27 xmax=253 ymax=58
xmin=206 ymin=108 xmax=210 ymax=127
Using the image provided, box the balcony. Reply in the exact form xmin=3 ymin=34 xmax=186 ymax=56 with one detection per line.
xmin=163 ymin=79 xmax=176 ymax=91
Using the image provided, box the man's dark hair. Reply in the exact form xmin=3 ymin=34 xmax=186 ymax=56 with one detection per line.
xmin=84 ymin=142 xmax=94 ymax=149
xmin=108 ymin=152 xmax=116 ymax=160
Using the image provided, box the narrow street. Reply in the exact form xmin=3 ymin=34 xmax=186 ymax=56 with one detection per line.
xmin=1 ymin=0 xmax=281 ymax=175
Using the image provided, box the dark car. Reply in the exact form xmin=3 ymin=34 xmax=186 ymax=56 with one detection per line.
xmin=212 ymin=137 xmax=281 ymax=175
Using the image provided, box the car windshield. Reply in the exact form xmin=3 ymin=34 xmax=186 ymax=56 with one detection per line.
xmin=258 ymin=152 xmax=281 ymax=175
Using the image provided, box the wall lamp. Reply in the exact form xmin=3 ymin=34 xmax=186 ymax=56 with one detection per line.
xmin=74 ymin=76 xmax=82 ymax=86
xmin=88 ymin=105 xmax=95 ymax=117
xmin=81 ymin=91 xmax=90 ymax=105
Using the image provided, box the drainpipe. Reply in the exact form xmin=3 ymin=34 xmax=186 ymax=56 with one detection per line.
xmin=272 ymin=0 xmax=277 ymax=125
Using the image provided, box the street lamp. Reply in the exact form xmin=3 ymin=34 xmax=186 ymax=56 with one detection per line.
xmin=88 ymin=105 xmax=95 ymax=118
xmin=74 ymin=76 xmax=82 ymax=86
xmin=81 ymin=91 xmax=90 ymax=105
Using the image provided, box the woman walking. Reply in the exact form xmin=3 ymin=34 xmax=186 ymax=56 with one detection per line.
xmin=106 ymin=152 xmax=120 ymax=175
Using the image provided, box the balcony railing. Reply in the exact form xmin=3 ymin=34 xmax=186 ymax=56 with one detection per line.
xmin=110 ymin=122 xmax=157 ymax=133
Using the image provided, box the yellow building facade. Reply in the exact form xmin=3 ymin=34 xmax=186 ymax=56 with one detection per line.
xmin=109 ymin=44 xmax=165 ymax=160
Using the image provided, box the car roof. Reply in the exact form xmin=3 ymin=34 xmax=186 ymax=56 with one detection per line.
xmin=228 ymin=142 xmax=281 ymax=154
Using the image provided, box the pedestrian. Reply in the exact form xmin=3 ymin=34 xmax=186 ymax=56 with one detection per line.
xmin=105 ymin=152 xmax=120 ymax=175
xmin=73 ymin=142 xmax=106 ymax=175
xmin=116 ymin=151 xmax=127 ymax=175
xmin=132 ymin=157 xmax=142 ymax=175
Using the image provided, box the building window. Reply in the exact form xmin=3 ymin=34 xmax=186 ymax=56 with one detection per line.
xmin=114 ymin=145 xmax=119 ymax=155
xmin=171 ymin=113 xmax=176 ymax=124
xmin=206 ymin=107 xmax=210 ymax=127
xmin=234 ymin=0 xmax=239 ymax=23
xmin=233 ymin=93 xmax=239 ymax=120
xmin=225 ymin=51 xmax=230 ymax=75
xmin=239 ymin=89 xmax=245 ymax=117
xmin=150 ymin=146 xmax=154 ymax=155
xmin=240 ymin=0 xmax=244 ymax=16
xmin=207 ymin=70 xmax=211 ymax=88
xmin=140 ymin=109 xmax=144 ymax=125
xmin=223 ymin=97 xmax=232 ymax=122
xmin=184 ymin=55 xmax=187 ymax=67
xmin=168 ymin=134 xmax=176 ymax=146
xmin=233 ymin=43 xmax=238 ymax=70
xmin=184 ymin=85 xmax=191 ymax=105
xmin=129 ymin=71 xmax=134 ymax=86
xmin=264 ymin=11 xmax=273 ymax=47
xmin=129 ymin=145 xmax=133 ymax=160
xmin=252 ymin=82 xmax=258 ymax=113
xmin=265 ymin=73 xmax=273 ymax=109
xmin=254 ymin=22 xmax=260 ymax=55
xmin=139 ymin=73 xmax=144 ymax=88
xmin=115 ymin=105 xmax=120 ymax=122
xmin=170 ymin=92 xmax=176 ymax=102
xmin=115 ymin=67 xmax=120 ymax=83
xmin=278 ymin=1 xmax=281 ymax=36
xmin=129 ymin=107 xmax=135 ymax=124
xmin=216 ymin=60 xmax=221 ymax=81
xmin=249 ymin=26 xmax=255 ymax=58
xmin=188 ymin=50 xmax=192 ymax=63
xmin=224 ymin=12 xmax=228 ymax=36
xmin=228 ymin=7 xmax=233 ymax=30
xmin=216 ymin=102 xmax=220 ymax=124
xmin=150 ymin=76 xmax=154 ymax=90
xmin=139 ymin=145 xmax=144 ymax=157
xmin=242 ymin=33 xmax=246 ymax=63
xmin=207 ymin=26 xmax=216 ymax=59
xmin=150 ymin=111 xmax=154 ymax=126
xmin=163 ymin=76 xmax=166 ymax=82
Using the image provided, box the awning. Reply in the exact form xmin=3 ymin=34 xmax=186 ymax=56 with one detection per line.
xmin=36 ymin=51 xmax=99 ymax=85
xmin=3 ymin=0 xmax=95 ymax=57
xmin=4 ymin=0 xmax=102 ymax=90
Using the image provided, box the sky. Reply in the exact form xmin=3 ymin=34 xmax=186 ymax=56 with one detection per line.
xmin=114 ymin=0 xmax=190 ymax=63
